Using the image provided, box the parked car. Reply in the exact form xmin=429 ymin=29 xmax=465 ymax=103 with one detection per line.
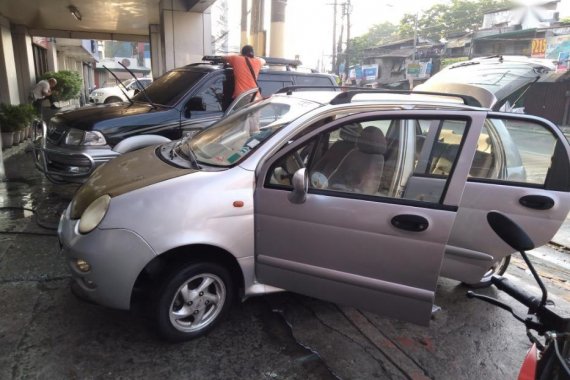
xmin=59 ymin=88 xmax=570 ymax=341
xmin=89 ymin=78 xmax=154 ymax=104
xmin=33 ymin=57 xmax=337 ymax=183
xmin=416 ymin=55 xmax=555 ymax=111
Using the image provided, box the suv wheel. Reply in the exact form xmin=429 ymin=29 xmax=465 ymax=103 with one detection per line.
xmin=154 ymin=262 xmax=234 ymax=341
xmin=464 ymin=255 xmax=511 ymax=289
xmin=104 ymin=96 xmax=122 ymax=104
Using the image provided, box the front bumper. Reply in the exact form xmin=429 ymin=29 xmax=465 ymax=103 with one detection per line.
xmin=32 ymin=125 xmax=119 ymax=183
xmin=59 ymin=205 xmax=157 ymax=310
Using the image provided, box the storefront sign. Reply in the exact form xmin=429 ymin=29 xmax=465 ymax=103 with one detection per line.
xmin=531 ymin=38 xmax=546 ymax=58
xmin=362 ymin=65 xmax=378 ymax=80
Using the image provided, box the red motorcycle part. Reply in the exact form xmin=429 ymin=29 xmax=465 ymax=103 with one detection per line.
xmin=518 ymin=343 xmax=538 ymax=380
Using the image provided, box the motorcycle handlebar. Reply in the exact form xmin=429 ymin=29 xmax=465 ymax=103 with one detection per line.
xmin=491 ymin=276 xmax=542 ymax=310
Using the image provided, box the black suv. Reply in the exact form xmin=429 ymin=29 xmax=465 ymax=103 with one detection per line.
xmin=33 ymin=57 xmax=337 ymax=183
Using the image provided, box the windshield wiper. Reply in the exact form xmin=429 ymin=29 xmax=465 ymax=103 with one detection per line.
xmin=117 ymin=60 xmax=158 ymax=109
xmin=102 ymin=65 xmax=133 ymax=105
xmin=172 ymin=140 xmax=200 ymax=169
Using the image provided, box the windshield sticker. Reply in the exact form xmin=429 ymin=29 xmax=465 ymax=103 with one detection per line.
xmin=227 ymin=153 xmax=240 ymax=164
xmin=246 ymin=139 xmax=260 ymax=149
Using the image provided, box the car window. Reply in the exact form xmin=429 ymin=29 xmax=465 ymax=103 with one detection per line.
xmin=193 ymin=75 xmax=225 ymax=112
xmin=294 ymin=75 xmax=333 ymax=87
xmin=266 ymin=117 xmax=468 ymax=205
xmin=468 ymin=117 xmax=569 ymax=189
xmin=259 ymin=80 xmax=294 ymax=95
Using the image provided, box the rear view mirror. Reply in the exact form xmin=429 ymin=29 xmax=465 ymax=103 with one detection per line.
xmin=288 ymin=168 xmax=308 ymax=204
xmin=186 ymin=97 xmax=206 ymax=112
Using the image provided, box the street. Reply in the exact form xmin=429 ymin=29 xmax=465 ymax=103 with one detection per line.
xmin=0 ymin=148 xmax=569 ymax=379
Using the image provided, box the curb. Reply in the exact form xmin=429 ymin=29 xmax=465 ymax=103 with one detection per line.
xmin=2 ymin=140 xmax=31 ymax=162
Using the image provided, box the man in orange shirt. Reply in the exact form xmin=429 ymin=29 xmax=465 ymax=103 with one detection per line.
xmin=224 ymin=45 xmax=266 ymax=100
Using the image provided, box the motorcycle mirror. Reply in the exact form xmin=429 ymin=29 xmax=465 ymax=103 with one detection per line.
xmin=487 ymin=211 xmax=535 ymax=252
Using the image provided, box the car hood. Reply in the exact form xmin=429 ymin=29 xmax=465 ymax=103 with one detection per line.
xmin=415 ymin=56 xmax=555 ymax=109
xmin=54 ymin=102 xmax=158 ymax=131
xmin=70 ymin=145 xmax=195 ymax=219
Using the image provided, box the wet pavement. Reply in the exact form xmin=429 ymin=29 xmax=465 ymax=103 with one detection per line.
xmin=1 ymin=144 xmax=569 ymax=379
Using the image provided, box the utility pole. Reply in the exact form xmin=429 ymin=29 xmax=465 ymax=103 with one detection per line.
xmin=240 ymin=0 xmax=248 ymax=47
xmin=332 ymin=0 xmax=337 ymax=72
xmin=344 ymin=0 xmax=351 ymax=83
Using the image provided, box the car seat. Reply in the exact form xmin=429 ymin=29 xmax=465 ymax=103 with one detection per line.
xmin=312 ymin=123 xmax=363 ymax=178
xmin=328 ymin=126 xmax=387 ymax=195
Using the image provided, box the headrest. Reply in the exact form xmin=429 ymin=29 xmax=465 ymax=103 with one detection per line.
xmin=339 ymin=123 xmax=362 ymax=143
xmin=357 ymin=126 xmax=387 ymax=155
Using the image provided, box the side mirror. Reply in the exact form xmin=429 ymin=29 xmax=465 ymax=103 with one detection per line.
xmin=288 ymin=168 xmax=308 ymax=204
xmin=186 ymin=96 xmax=206 ymax=112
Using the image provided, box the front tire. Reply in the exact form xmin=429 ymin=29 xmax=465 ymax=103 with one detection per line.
xmin=104 ymin=96 xmax=122 ymax=104
xmin=154 ymin=262 xmax=234 ymax=342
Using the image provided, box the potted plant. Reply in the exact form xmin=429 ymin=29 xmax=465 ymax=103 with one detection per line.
xmin=18 ymin=104 xmax=37 ymax=139
xmin=0 ymin=104 xmax=21 ymax=148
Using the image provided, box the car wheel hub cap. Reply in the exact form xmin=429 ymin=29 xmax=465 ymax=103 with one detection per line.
xmin=169 ymin=273 xmax=226 ymax=333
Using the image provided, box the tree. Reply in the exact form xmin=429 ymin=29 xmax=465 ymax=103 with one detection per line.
xmin=398 ymin=0 xmax=513 ymax=42
xmin=347 ymin=22 xmax=398 ymax=65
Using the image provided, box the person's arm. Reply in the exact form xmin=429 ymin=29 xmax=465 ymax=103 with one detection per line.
xmin=258 ymin=57 xmax=266 ymax=66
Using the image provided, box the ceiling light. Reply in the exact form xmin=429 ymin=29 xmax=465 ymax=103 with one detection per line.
xmin=68 ymin=5 xmax=82 ymax=21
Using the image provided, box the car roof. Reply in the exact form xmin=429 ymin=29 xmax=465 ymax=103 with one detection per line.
xmin=273 ymin=90 xmax=489 ymax=111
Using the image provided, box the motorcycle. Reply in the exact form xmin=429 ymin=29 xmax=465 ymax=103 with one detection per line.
xmin=468 ymin=211 xmax=570 ymax=380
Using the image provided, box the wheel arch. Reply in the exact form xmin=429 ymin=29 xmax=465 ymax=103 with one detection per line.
xmin=130 ymin=244 xmax=245 ymax=312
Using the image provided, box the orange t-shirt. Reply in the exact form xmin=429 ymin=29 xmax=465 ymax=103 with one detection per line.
xmin=225 ymin=55 xmax=265 ymax=98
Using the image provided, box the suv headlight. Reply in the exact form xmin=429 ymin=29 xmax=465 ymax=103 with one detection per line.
xmin=78 ymin=195 xmax=111 ymax=234
xmin=64 ymin=129 xmax=106 ymax=146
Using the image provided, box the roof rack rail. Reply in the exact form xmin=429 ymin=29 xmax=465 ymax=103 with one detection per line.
xmin=329 ymin=89 xmax=483 ymax=107
xmin=201 ymin=55 xmax=303 ymax=69
xmin=276 ymin=86 xmax=341 ymax=95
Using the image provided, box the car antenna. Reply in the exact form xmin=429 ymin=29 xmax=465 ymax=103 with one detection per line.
xmin=102 ymin=65 xmax=134 ymax=105
xmin=117 ymin=60 xmax=157 ymax=109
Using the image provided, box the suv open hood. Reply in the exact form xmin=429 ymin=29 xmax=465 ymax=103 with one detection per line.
xmin=415 ymin=56 xmax=555 ymax=110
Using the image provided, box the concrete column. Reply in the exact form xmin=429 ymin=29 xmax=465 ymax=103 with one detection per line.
xmin=270 ymin=0 xmax=286 ymax=58
xmin=159 ymin=0 xmax=212 ymax=72
xmin=241 ymin=0 xmax=248 ymax=47
xmin=0 ymin=16 xmax=20 ymax=105
xmin=47 ymin=40 xmax=58 ymax=72
xmin=250 ymin=0 xmax=265 ymax=56
xmin=149 ymin=24 xmax=164 ymax=78
xmin=12 ymin=25 xmax=36 ymax=104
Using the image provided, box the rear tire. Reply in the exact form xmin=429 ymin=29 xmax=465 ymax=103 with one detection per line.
xmin=464 ymin=255 xmax=511 ymax=289
xmin=154 ymin=262 xmax=234 ymax=342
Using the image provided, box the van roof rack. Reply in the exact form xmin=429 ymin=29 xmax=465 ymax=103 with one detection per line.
xmin=276 ymin=86 xmax=341 ymax=95
xmin=329 ymin=89 xmax=483 ymax=107
xmin=201 ymin=55 xmax=302 ymax=69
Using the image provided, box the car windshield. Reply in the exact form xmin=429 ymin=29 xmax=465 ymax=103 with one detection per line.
xmin=132 ymin=69 xmax=206 ymax=106
xmin=175 ymin=97 xmax=321 ymax=167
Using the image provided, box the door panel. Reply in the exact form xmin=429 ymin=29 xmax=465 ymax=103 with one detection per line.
xmin=442 ymin=114 xmax=570 ymax=283
xmin=255 ymin=111 xmax=479 ymax=324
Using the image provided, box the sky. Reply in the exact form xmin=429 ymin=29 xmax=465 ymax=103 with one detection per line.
xmin=222 ymin=0 xmax=570 ymax=71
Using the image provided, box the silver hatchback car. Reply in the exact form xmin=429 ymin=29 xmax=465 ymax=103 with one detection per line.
xmin=59 ymin=89 xmax=570 ymax=341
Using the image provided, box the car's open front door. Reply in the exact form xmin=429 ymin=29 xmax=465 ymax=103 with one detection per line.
xmin=254 ymin=110 xmax=485 ymax=325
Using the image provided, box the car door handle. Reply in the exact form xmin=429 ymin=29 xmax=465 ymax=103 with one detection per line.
xmin=519 ymin=195 xmax=555 ymax=210
xmin=391 ymin=214 xmax=429 ymax=232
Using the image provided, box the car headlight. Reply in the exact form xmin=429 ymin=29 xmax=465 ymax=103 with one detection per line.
xmin=83 ymin=131 xmax=106 ymax=146
xmin=78 ymin=195 xmax=111 ymax=234
xmin=64 ymin=129 xmax=106 ymax=146
xmin=65 ymin=128 xmax=84 ymax=145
